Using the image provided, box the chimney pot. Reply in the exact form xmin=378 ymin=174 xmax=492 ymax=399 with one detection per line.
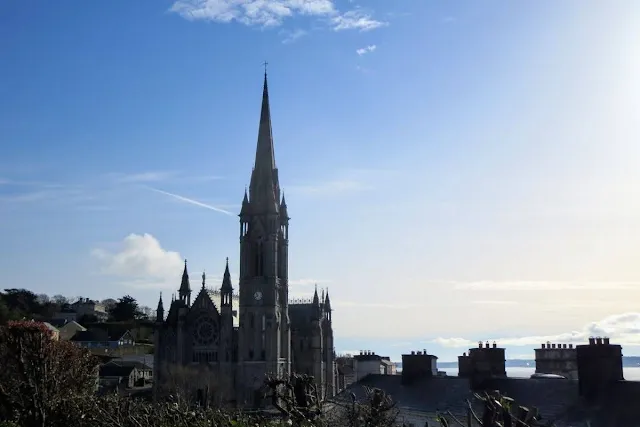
xmin=604 ymin=337 xmax=610 ymax=345
xmin=563 ymin=344 xmax=567 ymax=349
xmin=411 ymin=351 xmax=415 ymax=355
xmin=492 ymin=342 xmax=497 ymax=348
xmin=478 ymin=341 xmax=483 ymax=348
xmin=589 ymin=337 xmax=596 ymax=345
xmin=463 ymin=352 xmax=467 ymax=357
xmin=596 ymin=337 xmax=603 ymax=345
xmin=423 ymin=349 xmax=427 ymax=354
xmin=551 ymin=343 xmax=556 ymax=349
xmin=569 ymin=344 xmax=573 ymax=349
xmin=542 ymin=343 xmax=546 ymax=349
xmin=486 ymin=341 xmax=490 ymax=348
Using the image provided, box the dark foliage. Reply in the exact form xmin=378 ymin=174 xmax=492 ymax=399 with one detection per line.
xmin=435 ymin=390 xmax=554 ymax=427
xmin=108 ymin=295 xmax=145 ymax=322
xmin=0 ymin=320 xmax=100 ymax=427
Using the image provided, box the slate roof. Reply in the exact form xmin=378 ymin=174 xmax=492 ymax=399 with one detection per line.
xmin=205 ymin=289 xmax=240 ymax=327
xmin=99 ymin=364 xmax=136 ymax=378
xmin=104 ymin=359 xmax=152 ymax=371
xmin=332 ymin=375 xmax=640 ymax=426
xmin=71 ymin=326 xmax=131 ymax=342
xmin=332 ymin=375 xmax=584 ymax=424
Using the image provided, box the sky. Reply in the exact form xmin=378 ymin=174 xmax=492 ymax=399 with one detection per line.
xmin=1 ymin=0 xmax=640 ymax=363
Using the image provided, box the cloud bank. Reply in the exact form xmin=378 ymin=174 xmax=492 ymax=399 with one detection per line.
xmin=430 ymin=312 xmax=640 ymax=348
xmin=92 ymin=233 xmax=186 ymax=289
xmin=169 ymin=0 xmax=387 ymax=31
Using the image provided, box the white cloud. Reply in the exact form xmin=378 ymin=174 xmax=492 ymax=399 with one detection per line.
xmin=106 ymin=171 xmax=177 ymax=184
xmin=429 ymin=312 xmax=640 ymax=348
xmin=281 ymin=28 xmax=308 ymax=44
xmin=147 ymin=187 xmax=233 ymax=215
xmin=454 ymin=280 xmax=640 ymax=291
xmin=356 ymin=44 xmax=376 ymax=55
xmin=170 ymin=0 xmax=335 ymax=27
xmin=331 ymin=10 xmax=387 ymax=32
xmin=169 ymin=0 xmax=386 ymax=32
xmin=92 ymin=233 xmax=186 ymax=289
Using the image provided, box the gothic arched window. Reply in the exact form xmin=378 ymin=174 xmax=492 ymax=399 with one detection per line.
xmin=254 ymin=238 xmax=265 ymax=276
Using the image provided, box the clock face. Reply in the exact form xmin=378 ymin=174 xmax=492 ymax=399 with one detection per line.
xmin=254 ymin=291 xmax=263 ymax=301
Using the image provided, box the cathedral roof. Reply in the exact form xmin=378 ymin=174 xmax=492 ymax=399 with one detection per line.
xmin=204 ymin=289 xmax=240 ymax=327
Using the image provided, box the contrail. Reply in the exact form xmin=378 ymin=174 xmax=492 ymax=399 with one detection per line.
xmin=147 ymin=187 xmax=233 ymax=216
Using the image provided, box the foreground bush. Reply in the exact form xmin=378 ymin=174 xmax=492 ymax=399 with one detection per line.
xmin=0 ymin=320 xmax=99 ymax=426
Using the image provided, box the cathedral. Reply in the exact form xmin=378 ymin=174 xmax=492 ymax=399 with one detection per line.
xmin=152 ymin=72 xmax=336 ymax=408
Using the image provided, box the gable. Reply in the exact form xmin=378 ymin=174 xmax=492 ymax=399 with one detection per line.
xmin=188 ymin=288 xmax=221 ymax=321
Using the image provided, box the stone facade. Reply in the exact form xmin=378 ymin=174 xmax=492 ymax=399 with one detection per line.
xmin=457 ymin=341 xmax=506 ymax=383
xmin=152 ymin=73 xmax=336 ymax=408
xmin=534 ymin=342 xmax=578 ymax=379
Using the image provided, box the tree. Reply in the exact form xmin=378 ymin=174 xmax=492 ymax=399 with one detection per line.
xmin=0 ymin=320 xmax=99 ymax=426
xmin=157 ymin=363 xmax=231 ymax=407
xmin=77 ymin=314 xmax=99 ymax=325
xmin=51 ymin=294 xmax=69 ymax=306
xmin=36 ymin=294 xmax=50 ymax=305
xmin=100 ymin=298 xmax=117 ymax=312
xmin=108 ymin=295 xmax=143 ymax=322
xmin=140 ymin=305 xmax=154 ymax=320
xmin=2 ymin=288 xmax=40 ymax=318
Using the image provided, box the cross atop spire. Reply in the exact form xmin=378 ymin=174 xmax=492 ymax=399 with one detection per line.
xmin=263 ymin=60 xmax=268 ymax=76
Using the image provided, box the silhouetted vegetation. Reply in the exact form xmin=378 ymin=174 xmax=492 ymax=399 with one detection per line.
xmin=0 ymin=288 xmax=154 ymax=326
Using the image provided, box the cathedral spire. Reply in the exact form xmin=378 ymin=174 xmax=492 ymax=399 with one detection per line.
xmin=179 ymin=259 xmax=191 ymax=305
xmin=256 ymin=71 xmax=275 ymax=171
xmin=248 ymin=70 xmax=280 ymax=213
xmin=156 ymin=292 xmax=164 ymax=322
xmin=222 ymin=257 xmax=233 ymax=291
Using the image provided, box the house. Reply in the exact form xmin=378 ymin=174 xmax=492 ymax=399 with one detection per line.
xmin=104 ymin=359 xmax=153 ymax=386
xmin=48 ymin=319 xmax=87 ymax=340
xmin=99 ymin=364 xmax=140 ymax=390
xmin=71 ymin=327 xmax=135 ymax=349
xmin=72 ymin=298 xmax=109 ymax=322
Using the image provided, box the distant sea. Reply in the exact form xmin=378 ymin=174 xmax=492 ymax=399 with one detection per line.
xmin=393 ymin=359 xmax=640 ymax=381
xmin=437 ymin=367 xmax=640 ymax=381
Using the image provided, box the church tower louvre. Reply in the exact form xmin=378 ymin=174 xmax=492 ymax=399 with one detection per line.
xmin=237 ymin=70 xmax=291 ymax=406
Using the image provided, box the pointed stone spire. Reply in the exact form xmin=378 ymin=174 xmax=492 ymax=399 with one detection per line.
xmin=248 ymin=71 xmax=280 ymax=213
xmin=156 ymin=292 xmax=164 ymax=322
xmin=221 ymin=257 xmax=233 ymax=291
xmin=280 ymin=192 xmax=289 ymax=221
xmin=256 ymin=71 xmax=276 ymax=171
xmin=240 ymin=186 xmax=251 ymax=216
xmin=179 ymin=259 xmax=191 ymax=305
xmin=312 ymin=284 xmax=321 ymax=320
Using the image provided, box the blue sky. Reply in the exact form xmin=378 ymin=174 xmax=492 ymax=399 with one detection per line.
xmin=2 ymin=0 xmax=640 ymax=362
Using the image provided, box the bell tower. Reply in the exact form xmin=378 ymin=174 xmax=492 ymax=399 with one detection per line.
xmin=237 ymin=70 xmax=291 ymax=406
